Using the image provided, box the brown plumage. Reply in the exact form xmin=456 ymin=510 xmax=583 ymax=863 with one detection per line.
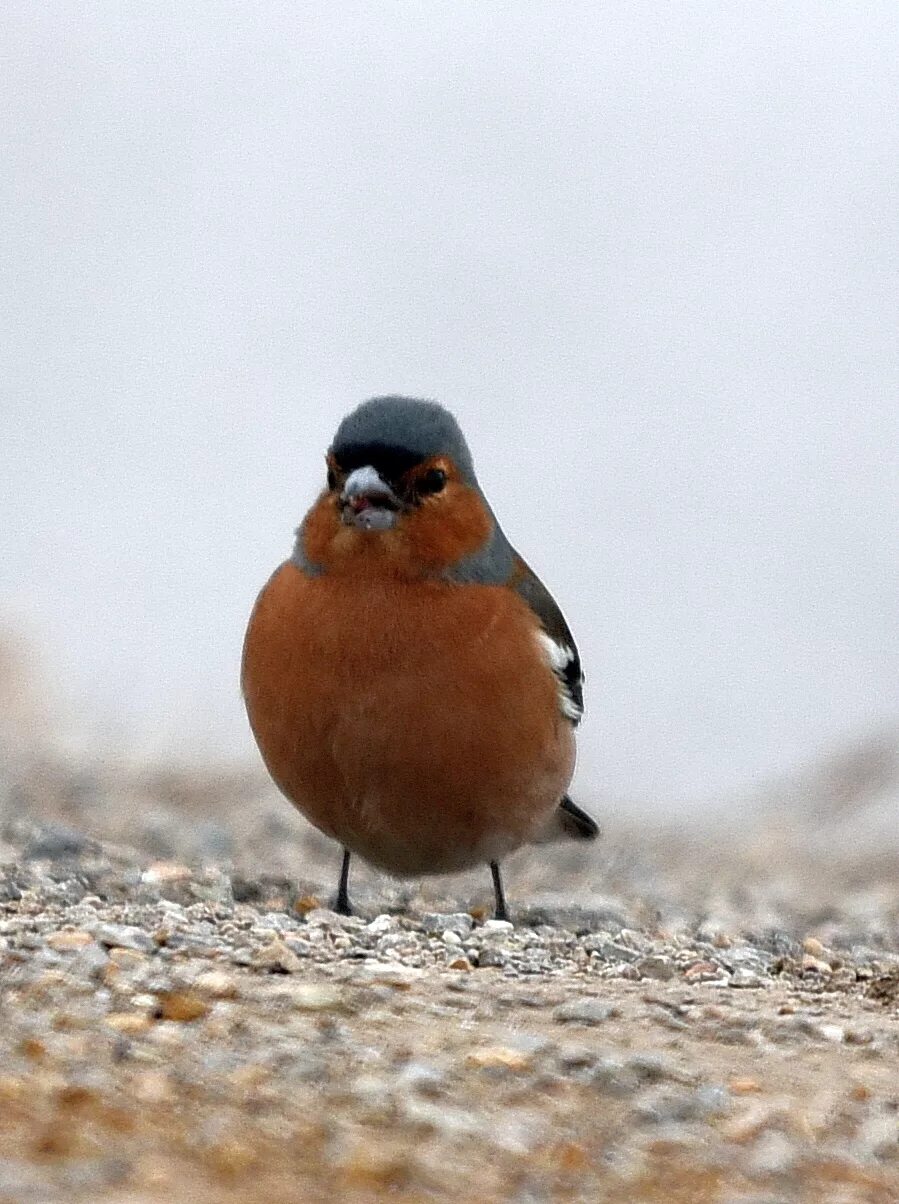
xmin=241 ymin=396 xmax=596 ymax=918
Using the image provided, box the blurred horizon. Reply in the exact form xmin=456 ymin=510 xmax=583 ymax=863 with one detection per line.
xmin=2 ymin=3 xmax=897 ymax=806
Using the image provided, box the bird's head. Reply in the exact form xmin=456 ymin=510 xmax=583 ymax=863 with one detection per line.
xmin=297 ymin=396 xmax=500 ymax=579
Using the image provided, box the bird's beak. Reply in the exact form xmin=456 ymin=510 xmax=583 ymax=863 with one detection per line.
xmin=340 ymin=466 xmax=402 ymax=530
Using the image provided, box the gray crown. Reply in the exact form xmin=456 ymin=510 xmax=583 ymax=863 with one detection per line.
xmin=332 ymin=396 xmax=478 ymax=485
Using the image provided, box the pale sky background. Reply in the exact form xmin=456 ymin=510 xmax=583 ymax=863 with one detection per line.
xmin=2 ymin=2 xmax=897 ymax=806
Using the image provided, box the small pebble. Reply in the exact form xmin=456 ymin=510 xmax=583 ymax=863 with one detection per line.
xmin=553 ymin=999 xmax=620 ymax=1026
xmin=466 ymin=1046 xmax=532 ymax=1072
xmin=635 ymin=955 xmax=676 ymax=981
xmin=290 ymin=984 xmax=344 ymax=1012
xmin=104 ymin=1013 xmax=153 ymax=1036
xmin=730 ymin=970 xmax=765 ymax=989
xmin=194 ymin=970 xmax=240 ymax=999
xmin=141 ymin=863 xmax=193 ymax=885
xmin=45 ymin=931 xmax=94 ymax=952
xmin=154 ymin=991 xmax=210 ymax=1022
xmin=355 ymin=962 xmax=422 ymax=989
xmin=421 ymin=913 xmax=473 ymax=938
xmin=252 ymin=940 xmax=303 ymax=974
xmin=93 ymin=924 xmax=155 ymax=954
xmin=479 ymin=920 xmax=514 ymax=936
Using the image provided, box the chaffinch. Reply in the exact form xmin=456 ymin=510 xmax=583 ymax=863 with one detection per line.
xmin=241 ymin=396 xmax=597 ymax=920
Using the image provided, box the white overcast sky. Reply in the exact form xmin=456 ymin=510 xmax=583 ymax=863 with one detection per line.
xmin=2 ymin=2 xmax=897 ymax=805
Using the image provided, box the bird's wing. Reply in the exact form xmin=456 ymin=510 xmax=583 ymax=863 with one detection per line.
xmin=510 ymin=555 xmax=584 ymax=726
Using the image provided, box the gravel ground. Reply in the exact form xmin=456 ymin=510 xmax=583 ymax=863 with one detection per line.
xmin=0 ymin=690 xmax=898 ymax=1202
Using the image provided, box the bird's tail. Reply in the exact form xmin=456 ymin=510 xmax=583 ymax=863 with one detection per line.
xmin=537 ymin=794 xmax=601 ymax=844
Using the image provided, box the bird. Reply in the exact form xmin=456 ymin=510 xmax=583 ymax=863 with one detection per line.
xmin=241 ymin=395 xmax=598 ymax=920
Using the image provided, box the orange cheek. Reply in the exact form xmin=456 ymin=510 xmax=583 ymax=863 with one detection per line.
xmin=300 ymin=493 xmax=341 ymax=565
xmin=401 ymin=485 xmax=493 ymax=570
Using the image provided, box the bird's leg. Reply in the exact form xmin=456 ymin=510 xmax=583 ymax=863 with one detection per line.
xmin=333 ymin=847 xmax=353 ymax=915
xmin=490 ymin=861 xmax=510 ymax=922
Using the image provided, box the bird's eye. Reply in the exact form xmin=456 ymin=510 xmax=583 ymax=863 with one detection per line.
xmin=417 ymin=468 xmax=447 ymax=495
xmin=327 ymin=467 xmax=338 ymax=491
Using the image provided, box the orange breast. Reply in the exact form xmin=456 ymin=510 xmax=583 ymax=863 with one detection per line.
xmin=241 ymin=561 xmax=575 ymax=875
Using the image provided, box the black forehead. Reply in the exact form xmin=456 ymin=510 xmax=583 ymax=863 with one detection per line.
xmin=329 ymin=441 xmax=436 ymax=481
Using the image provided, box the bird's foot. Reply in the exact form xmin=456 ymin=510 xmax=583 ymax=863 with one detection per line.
xmin=332 ymin=848 xmax=353 ymax=916
xmin=490 ymin=861 xmax=510 ymax=923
